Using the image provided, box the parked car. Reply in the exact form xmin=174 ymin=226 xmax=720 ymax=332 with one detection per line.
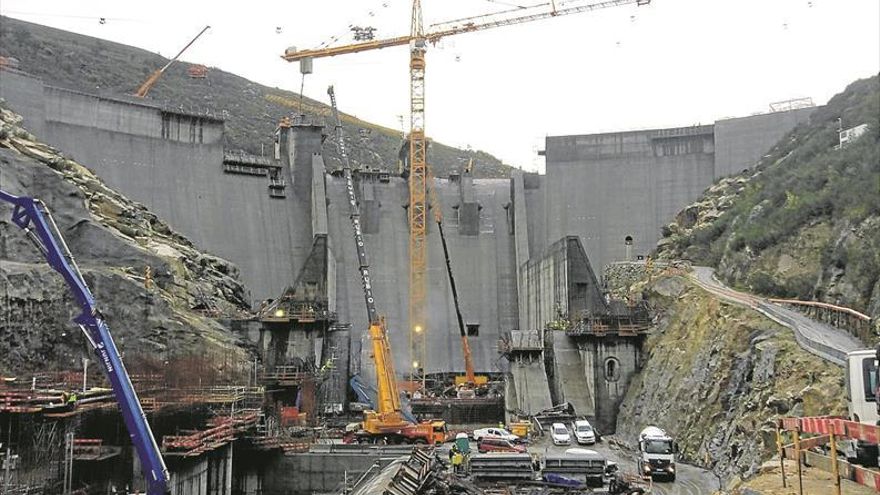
xmin=551 ymin=423 xmax=571 ymax=446
xmin=478 ymin=437 xmax=527 ymax=453
xmin=572 ymin=420 xmax=596 ymax=445
xmin=473 ymin=427 xmax=519 ymax=442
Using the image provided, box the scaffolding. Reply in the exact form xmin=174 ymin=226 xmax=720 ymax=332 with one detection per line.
xmin=566 ymin=303 xmax=651 ymax=337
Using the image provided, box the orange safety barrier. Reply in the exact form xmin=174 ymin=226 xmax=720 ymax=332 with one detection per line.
xmin=779 ymin=416 xmax=880 ymax=492
xmin=779 ymin=416 xmax=880 ymax=444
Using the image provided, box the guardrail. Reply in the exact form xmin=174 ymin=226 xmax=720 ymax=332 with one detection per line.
xmin=776 ymin=416 xmax=880 ymax=493
xmin=769 ymin=298 xmax=875 ymax=345
xmin=755 ymin=302 xmax=848 ymax=366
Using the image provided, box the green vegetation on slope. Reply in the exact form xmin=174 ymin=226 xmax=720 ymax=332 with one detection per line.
xmin=658 ymin=75 xmax=880 ymax=318
xmin=0 ymin=16 xmax=514 ymax=178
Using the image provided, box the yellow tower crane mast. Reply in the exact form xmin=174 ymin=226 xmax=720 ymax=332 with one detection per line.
xmin=283 ymin=0 xmax=650 ymax=382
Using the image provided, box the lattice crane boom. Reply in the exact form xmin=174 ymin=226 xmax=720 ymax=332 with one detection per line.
xmin=281 ymin=0 xmax=649 ymax=62
xmin=134 ymin=25 xmax=210 ymax=98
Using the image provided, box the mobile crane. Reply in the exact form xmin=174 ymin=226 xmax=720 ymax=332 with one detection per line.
xmin=0 ymin=190 xmax=169 ymax=494
xmin=327 ymin=87 xmax=446 ymax=445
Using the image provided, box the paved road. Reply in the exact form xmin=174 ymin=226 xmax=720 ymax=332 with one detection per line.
xmin=689 ymin=266 xmax=864 ymax=365
xmin=527 ymin=435 xmax=719 ymax=495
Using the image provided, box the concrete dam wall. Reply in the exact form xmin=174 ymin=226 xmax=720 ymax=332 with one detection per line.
xmin=541 ymin=106 xmax=815 ymax=275
xmin=0 ymin=66 xmax=816 ymax=422
xmin=0 ymin=68 xmax=313 ymax=302
xmin=329 ymin=173 xmax=519 ymax=376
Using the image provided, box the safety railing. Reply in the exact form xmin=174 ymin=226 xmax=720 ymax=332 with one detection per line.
xmin=769 ymin=298 xmax=875 ymax=345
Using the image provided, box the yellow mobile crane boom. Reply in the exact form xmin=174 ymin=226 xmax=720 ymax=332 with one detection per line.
xmin=134 ymin=25 xmax=210 ymax=98
xmin=284 ymin=0 xmax=650 ymax=382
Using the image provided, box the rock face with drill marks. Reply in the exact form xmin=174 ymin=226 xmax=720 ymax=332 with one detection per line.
xmin=0 ymin=103 xmax=252 ymax=374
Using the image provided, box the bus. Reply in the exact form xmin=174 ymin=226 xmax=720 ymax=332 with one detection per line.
xmin=844 ymin=348 xmax=880 ymax=465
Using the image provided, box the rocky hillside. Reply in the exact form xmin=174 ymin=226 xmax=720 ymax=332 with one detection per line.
xmin=0 ymin=16 xmax=513 ymax=178
xmin=0 ymin=103 xmax=252 ymax=374
xmin=656 ymin=75 xmax=880 ymax=320
xmin=615 ymin=274 xmax=846 ymax=483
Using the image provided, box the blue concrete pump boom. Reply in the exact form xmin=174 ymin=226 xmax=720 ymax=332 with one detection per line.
xmin=0 ymin=189 xmax=170 ymax=494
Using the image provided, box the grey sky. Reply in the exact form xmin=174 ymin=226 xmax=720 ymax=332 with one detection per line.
xmin=3 ymin=0 xmax=878 ymax=171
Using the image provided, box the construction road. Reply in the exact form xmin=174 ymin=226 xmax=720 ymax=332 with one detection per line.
xmin=688 ymin=266 xmax=864 ymax=365
xmin=528 ymin=435 xmax=719 ymax=495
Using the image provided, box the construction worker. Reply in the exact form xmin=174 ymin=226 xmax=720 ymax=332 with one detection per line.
xmin=451 ymin=447 xmax=464 ymax=475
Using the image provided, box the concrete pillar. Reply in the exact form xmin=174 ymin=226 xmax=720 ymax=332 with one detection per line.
xmin=167 ymin=456 xmax=209 ymax=495
xmin=224 ymin=443 xmax=233 ymax=495
xmin=289 ymin=121 xmax=325 ymax=199
xmin=311 ymin=156 xmax=329 ymax=236
xmin=457 ymin=171 xmax=480 ymax=236
xmin=511 ymin=171 xmax=531 ymax=331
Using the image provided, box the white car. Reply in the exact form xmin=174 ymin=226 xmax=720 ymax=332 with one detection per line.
xmin=572 ymin=420 xmax=596 ymax=445
xmin=551 ymin=422 xmax=571 ymax=445
xmin=473 ymin=427 xmax=518 ymax=442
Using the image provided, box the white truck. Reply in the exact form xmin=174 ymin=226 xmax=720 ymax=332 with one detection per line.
xmin=844 ymin=348 xmax=880 ymax=466
xmin=637 ymin=426 xmax=678 ymax=481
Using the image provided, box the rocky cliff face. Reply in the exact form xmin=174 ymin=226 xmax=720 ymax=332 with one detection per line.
xmin=655 ymin=76 xmax=880 ymax=321
xmin=615 ymin=275 xmax=846 ymax=483
xmin=0 ymin=103 xmax=252 ymax=374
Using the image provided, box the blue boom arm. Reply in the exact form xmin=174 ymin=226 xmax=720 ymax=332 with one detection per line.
xmin=0 ymin=189 xmax=169 ymax=494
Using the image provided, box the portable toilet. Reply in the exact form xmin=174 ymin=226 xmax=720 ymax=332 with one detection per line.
xmin=455 ymin=432 xmax=470 ymax=454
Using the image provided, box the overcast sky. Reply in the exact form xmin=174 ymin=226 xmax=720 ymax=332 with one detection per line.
xmin=3 ymin=0 xmax=878 ymax=171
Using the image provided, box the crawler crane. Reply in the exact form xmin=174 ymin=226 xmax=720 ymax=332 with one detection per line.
xmin=327 ymin=87 xmax=447 ymax=444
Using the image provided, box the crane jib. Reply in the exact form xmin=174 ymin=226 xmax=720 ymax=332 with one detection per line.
xmin=328 ymin=86 xmax=379 ymax=324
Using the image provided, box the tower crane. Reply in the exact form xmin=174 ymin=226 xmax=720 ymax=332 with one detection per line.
xmin=134 ymin=25 xmax=210 ymax=98
xmin=328 ymin=86 xmax=446 ymax=444
xmin=283 ymin=0 xmax=650 ymax=382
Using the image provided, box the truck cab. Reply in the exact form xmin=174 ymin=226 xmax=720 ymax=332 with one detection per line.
xmin=638 ymin=426 xmax=677 ymax=481
xmin=844 ymin=349 xmax=880 ymax=465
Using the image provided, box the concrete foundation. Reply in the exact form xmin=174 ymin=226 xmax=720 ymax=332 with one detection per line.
xmin=550 ymin=331 xmax=594 ymax=417
xmin=262 ymin=451 xmax=396 ymax=494
xmin=579 ymin=337 xmax=643 ymax=433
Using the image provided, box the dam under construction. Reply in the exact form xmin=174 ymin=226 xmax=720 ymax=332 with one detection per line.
xmin=2 ymin=4 xmax=878 ymax=494
xmin=0 ymin=63 xmax=820 ymax=493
